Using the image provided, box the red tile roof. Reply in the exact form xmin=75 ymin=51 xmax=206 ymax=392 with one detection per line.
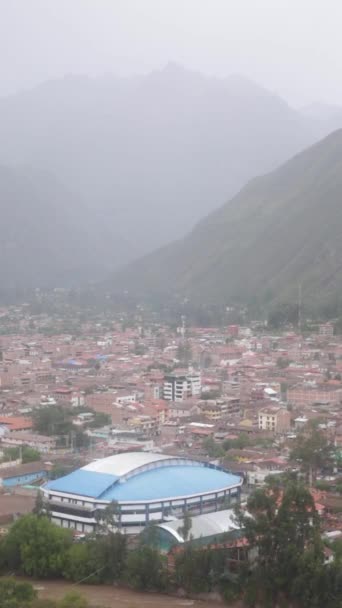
xmin=0 ymin=416 xmax=32 ymax=431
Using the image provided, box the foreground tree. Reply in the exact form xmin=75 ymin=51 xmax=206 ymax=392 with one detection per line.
xmin=63 ymin=542 xmax=98 ymax=583
xmin=125 ymin=546 xmax=168 ymax=591
xmin=237 ymin=481 xmax=341 ymax=607
xmin=290 ymin=425 xmax=331 ymax=485
xmin=0 ymin=579 xmax=36 ymax=608
xmin=92 ymin=531 xmax=127 ymax=583
xmin=33 ymin=491 xmax=51 ymax=518
xmin=3 ymin=514 xmax=72 ymax=578
xmin=94 ymin=500 xmax=119 ymax=532
xmin=177 ymin=510 xmax=192 ymax=542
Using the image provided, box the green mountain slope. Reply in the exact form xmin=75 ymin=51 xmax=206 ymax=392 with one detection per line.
xmin=112 ymin=129 xmax=342 ymax=310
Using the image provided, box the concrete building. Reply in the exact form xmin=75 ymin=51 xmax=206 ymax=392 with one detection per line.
xmin=287 ymin=385 xmax=342 ymax=407
xmin=163 ymin=371 xmax=201 ymax=402
xmin=0 ymin=461 xmax=49 ymax=488
xmin=258 ymin=406 xmax=291 ymax=433
xmin=2 ymin=432 xmax=57 ymax=452
xmin=199 ymin=397 xmax=240 ymax=420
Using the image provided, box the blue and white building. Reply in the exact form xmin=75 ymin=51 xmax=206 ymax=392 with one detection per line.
xmin=42 ymin=452 xmax=242 ymax=535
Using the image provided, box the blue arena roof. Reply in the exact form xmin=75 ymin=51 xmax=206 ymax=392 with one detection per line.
xmin=44 ymin=456 xmax=241 ymax=502
xmin=100 ymin=465 xmax=240 ymax=501
xmin=45 ymin=470 xmax=118 ymax=498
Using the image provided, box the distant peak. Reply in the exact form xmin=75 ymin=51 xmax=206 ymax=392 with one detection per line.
xmin=162 ymin=61 xmax=186 ymax=73
xmin=150 ymin=62 xmax=203 ymax=81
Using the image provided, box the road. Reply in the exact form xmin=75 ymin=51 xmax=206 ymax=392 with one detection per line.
xmin=17 ymin=578 xmax=224 ymax=608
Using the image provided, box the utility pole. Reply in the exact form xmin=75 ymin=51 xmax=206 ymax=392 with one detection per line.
xmin=298 ymin=283 xmax=302 ymax=335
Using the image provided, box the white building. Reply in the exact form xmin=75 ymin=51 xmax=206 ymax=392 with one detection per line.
xmin=163 ymin=371 xmax=201 ymax=402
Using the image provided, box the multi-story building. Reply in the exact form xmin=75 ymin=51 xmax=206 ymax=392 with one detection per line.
xmin=2 ymin=431 xmax=57 ymax=452
xmin=163 ymin=371 xmax=201 ymax=402
xmin=258 ymin=406 xmax=291 ymax=433
xmin=319 ymin=323 xmax=334 ymax=338
xmin=168 ymin=401 xmax=201 ymax=420
xmin=287 ymin=384 xmax=342 ymax=407
xmin=199 ymin=397 xmax=240 ymax=421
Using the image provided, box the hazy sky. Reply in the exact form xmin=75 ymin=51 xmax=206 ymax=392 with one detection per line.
xmin=1 ymin=0 xmax=341 ymax=106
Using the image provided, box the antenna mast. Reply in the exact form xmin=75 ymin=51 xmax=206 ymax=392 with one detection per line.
xmin=298 ymin=283 xmax=302 ymax=334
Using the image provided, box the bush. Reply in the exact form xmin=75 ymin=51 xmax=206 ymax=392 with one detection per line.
xmin=63 ymin=542 xmax=98 ymax=583
xmin=58 ymin=591 xmax=88 ymax=608
xmin=125 ymin=546 xmax=168 ymax=591
xmin=0 ymin=578 xmax=36 ymax=608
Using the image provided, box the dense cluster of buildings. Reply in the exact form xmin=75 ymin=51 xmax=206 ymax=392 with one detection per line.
xmin=0 ymin=305 xmax=340 ymax=542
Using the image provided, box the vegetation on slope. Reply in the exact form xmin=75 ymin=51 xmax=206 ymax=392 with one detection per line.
xmin=113 ymin=129 xmax=342 ymax=316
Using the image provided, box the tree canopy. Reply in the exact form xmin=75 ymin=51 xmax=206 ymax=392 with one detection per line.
xmin=237 ymin=481 xmax=341 ymax=607
xmin=290 ymin=426 xmax=332 ymax=485
xmin=3 ymin=514 xmax=72 ymax=578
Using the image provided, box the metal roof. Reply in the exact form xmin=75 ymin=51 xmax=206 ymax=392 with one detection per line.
xmin=158 ymin=508 xmax=240 ymax=542
xmin=83 ymin=451 xmax=171 ymax=476
xmin=101 ymin=465 xmax=240 ymax=502
xmin=44 ymin=451 xmax=242 ymax=502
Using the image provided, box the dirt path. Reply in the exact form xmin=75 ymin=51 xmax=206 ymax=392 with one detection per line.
xmin=14 ymin=578 xmax=223 ymax=608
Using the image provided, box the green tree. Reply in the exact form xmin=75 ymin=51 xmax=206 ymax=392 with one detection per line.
xmin=72 ymin=430 xmax=90 ymax=450
xmin=90 ymin=532 xmax=127 ymax=583
xmin=290 ymin=427 xmax=331 ymax=485
xmin=237 ymin=482 xmax=326 ymax=607
xmin=174 ymin=546 xmax=223 ymax=593
xmin=49 ymin=464 xmax=71 ymax=480
xmin=3 ymin=514 xmax=72 ymax=577
xmin=63 ymin=542 xmax=97 ymax=583
xmin=88 ymin=412 xmax=111 ymax=428
xmin=22 ymin=447 xmax=41 ymax=463
xmin=2 ymin=445 xmax=40 ymax=464
xmin=177 ymin=511 xmax=192 ymax=542
xmin=125 ymin=546 xmax=168 ymax=590
xmin=33 ymin=491 xmax=50 ymax=518
xmin=276 ymin=357 xmax=291 ymax=368
xmin=2 ymin=446 xmax=21 ymax=462
xmin=0 ymin=579 xmax=36 ymax=608
xmin=33 ymin=407 xmax=71 ymax=436
xmin=203 ymin=436 xmax=224 ymax=458
xmin=141 ymin=521 xmax=159 ymax=549
xmin=94 ymin=500 xmax=119 ymax=532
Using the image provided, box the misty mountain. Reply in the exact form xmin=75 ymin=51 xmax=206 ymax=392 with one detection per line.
xmin=300 ymin=102 xmax=342 ymax=136
xmin=0 ymin=64 xmax=329 ymax=264
xmin=111 ymin=129 xmax=342 ymax=312
xmin=0 ymin=165 xmax=126 ymax=288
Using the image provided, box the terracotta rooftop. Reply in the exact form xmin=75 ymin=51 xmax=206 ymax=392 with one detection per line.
xmin=0 ymin=416 xmax=32 ymax=431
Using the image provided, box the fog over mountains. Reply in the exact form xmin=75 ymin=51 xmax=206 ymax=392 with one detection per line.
xmin=0 ymin=165 xmax=125 ymax=288
xmin=0 ymin=64 xmax=341 ymax=288
xmin=113 ymin=129 xmax=342 ymax=311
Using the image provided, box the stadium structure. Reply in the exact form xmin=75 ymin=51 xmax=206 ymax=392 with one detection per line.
xmin=42 ymin=452 xmax=242 ymax=534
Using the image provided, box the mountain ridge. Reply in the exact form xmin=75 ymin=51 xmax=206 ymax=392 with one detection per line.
xmin=0 ymin=64 xmax=328 ymax=266
xmin=110 ymin=128 xmax=342 ymax=312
